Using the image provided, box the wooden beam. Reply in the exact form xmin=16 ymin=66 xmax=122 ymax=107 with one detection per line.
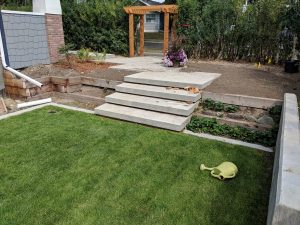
xmin=163 ymin=13 xmax=170 ymax=56
xmin=129 ymin=14 xmax=134 ymax=57
xmin=139 ymin=15 xmax=145 ymax=56
xmin=124 ymin=5 xmax=178 ymax=15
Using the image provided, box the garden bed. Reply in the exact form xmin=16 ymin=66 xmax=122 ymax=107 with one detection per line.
xmin=188 ymin=99 xmax=281 ymax=147
xmin=0 ymin=106 xmax=272 ymax=225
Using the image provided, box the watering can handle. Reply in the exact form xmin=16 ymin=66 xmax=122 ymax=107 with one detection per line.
xmin=210 ymin=171 xmax=236 ymax=180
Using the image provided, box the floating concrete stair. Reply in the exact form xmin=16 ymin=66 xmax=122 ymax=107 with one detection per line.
xmin=106 ymin=92 xmax=198 ymax=116
xmin=124 ymin=71 xmax=221 ymax=89
xmin=116 ymin=83 xmax=201 ymax=102
xmin=95 ymin=71 xmax=221 ymax=131
xmin=95 ymin=103 xmax=190 ymax=131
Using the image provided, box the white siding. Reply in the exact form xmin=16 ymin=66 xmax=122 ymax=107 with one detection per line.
xmin=144 ymin=13 xmax=160 ymax=32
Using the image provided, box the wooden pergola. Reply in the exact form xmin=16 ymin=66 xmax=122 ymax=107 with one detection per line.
xmin=124 ymin=5 xmax=178 ymax=57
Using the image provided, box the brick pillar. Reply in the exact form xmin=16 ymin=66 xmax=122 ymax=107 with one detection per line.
xmin=45 ymin=14 xmax=65 ymax=63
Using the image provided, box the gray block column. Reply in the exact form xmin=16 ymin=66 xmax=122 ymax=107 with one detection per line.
xmin=267 ymin=93 xmax=300 ymax=225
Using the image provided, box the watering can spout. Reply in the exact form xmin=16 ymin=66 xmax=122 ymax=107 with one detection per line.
xmin=200 ymin=164 xmax=214 ymax=171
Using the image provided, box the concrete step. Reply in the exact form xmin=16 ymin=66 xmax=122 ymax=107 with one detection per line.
xmin=95 ymin=103 xmax=190 ymax=131
xmin=124 ymin=71 xmax=221 ymax=89
xmin=116 ymin=83 xmax=201 ymax=102
xmin=144 ymin=52 xmax=163 ymax=58
xmin=106 ymin=92 xmax=198 ymax=116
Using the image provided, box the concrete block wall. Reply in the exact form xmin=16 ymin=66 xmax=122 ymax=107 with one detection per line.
xmin=45 ymin=14 xmax=64 ymax=63
xmin=267 ymin=93 xmax=300 ymax=225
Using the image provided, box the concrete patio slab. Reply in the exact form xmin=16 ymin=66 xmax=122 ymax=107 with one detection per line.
xmin=124 ymin=71 xmax=221 ymax=89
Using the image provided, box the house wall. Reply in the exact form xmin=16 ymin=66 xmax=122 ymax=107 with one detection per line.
xmin=144 ymin=12 xmax=160 ymax=32
xmin=0 ymin=55 xmax=4 ymax=92
xmin=0 ymin=11 xmax=50 ymax=69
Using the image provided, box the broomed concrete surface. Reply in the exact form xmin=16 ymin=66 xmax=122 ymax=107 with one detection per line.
xmin=116 ymin=82 xmax=201 ymax=102
xmin=125 ymin=71 xmax=221 ymax=89
xmin=106 ymin=92 xmax=198 ymax=116
xmin=267 ymin=93 xmax=300 ymax=225
xmin=95 ymin=103 xmax=191 ymax=131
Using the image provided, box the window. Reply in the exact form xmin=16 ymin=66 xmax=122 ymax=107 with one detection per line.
xmin=146 ymin=14 xmax=156 ymax=23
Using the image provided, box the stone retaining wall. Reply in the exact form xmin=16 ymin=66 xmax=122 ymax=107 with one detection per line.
xmin=3 ymin=70 xmax=119 ymax=100
xmin=267 ymin=93 xmax=300 ymax=225
xmin=202 ymin=91 xmax=283 ymax=109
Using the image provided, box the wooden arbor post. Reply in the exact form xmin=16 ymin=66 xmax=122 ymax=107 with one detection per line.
xmin=139 ymin=15 xmax=145 ymax=56
xmin=124 ymin=5 xmax=178 ymax=57
xmin=163 ymin=12 xmax=170 ymax=56
xmin=129 ymin=14 xmax=134 ymax=57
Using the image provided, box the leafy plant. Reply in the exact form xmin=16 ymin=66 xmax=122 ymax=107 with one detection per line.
xmin=214 ymin=102 xmax=224 ymax=112
xmin=58 ymin=43 xmax=74 ymax=68
xmin=202 ymin=99 xmax=239 ymax=113
xmin=77 ymin=48 xmax=91 ymax=62
xmin=202 ymin=99 xmax=216 ymax=110
xmin=187 ymin=116 xmax=278 ymax=147
xmin=224 ymin=104 xmax=239 ymax=113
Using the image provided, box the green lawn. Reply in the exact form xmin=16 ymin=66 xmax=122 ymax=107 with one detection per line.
xmin=0 ymin=106 xmax=273 ymax=225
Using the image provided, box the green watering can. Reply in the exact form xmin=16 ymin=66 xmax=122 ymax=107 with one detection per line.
xmin=200 ymin=162 xmax=238 ymax=180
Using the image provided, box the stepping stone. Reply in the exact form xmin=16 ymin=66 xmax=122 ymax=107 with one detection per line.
xmin=116 ymin=83 xmax=201 ymax=102
xmin=106 ymin=92 xmax=198 ymax=116
xmin=124 ymin=71 xmax=221 ymax=89
xmin=95 ymin=103 xmax=191 ymax=131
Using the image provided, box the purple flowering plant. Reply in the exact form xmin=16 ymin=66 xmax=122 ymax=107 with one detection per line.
xmin=163 ymin=37 xmax=188 ymax=67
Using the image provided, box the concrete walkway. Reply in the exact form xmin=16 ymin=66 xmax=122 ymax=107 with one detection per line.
xmin=106 ymin=56 xmax=179 ymax=72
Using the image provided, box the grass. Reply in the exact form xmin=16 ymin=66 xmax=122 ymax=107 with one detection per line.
xmin=0 ymin=106 xmax=273 ymax=225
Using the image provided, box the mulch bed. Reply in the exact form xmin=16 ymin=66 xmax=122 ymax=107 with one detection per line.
xmin=54 ymin=55 xmax=116 ymax=74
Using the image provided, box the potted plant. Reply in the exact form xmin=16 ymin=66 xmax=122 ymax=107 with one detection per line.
xmin=163 ymin=37 xmax=188 ymax=67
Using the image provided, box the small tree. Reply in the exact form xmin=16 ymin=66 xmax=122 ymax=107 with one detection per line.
xmin=58 ymin=44 xmax=74 ymax=68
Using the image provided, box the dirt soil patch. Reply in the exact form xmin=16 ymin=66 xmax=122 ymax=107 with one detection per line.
xmin=182 ymin=60 xmax=300 ymax=100
xmin=21 ymin=56 xmax=136 ymax=81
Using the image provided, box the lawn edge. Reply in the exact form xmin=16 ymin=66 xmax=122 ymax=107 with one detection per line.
xmin=183 ymin=129 xmax=273 ymax=153
xmin=0 ymin=102 xmax=94 ymax=121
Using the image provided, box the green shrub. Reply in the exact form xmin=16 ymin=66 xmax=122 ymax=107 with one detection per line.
xmin=177 ymin=0 xmax=299 ymax=63
xmin=61 ymin=0 xmax=134 ymax=55
xmin=187 ymin=116 xmax=277 ymax=147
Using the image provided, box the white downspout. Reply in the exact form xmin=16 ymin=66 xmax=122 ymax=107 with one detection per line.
xmin=0 ymin=30 xmax=43 ymax=88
